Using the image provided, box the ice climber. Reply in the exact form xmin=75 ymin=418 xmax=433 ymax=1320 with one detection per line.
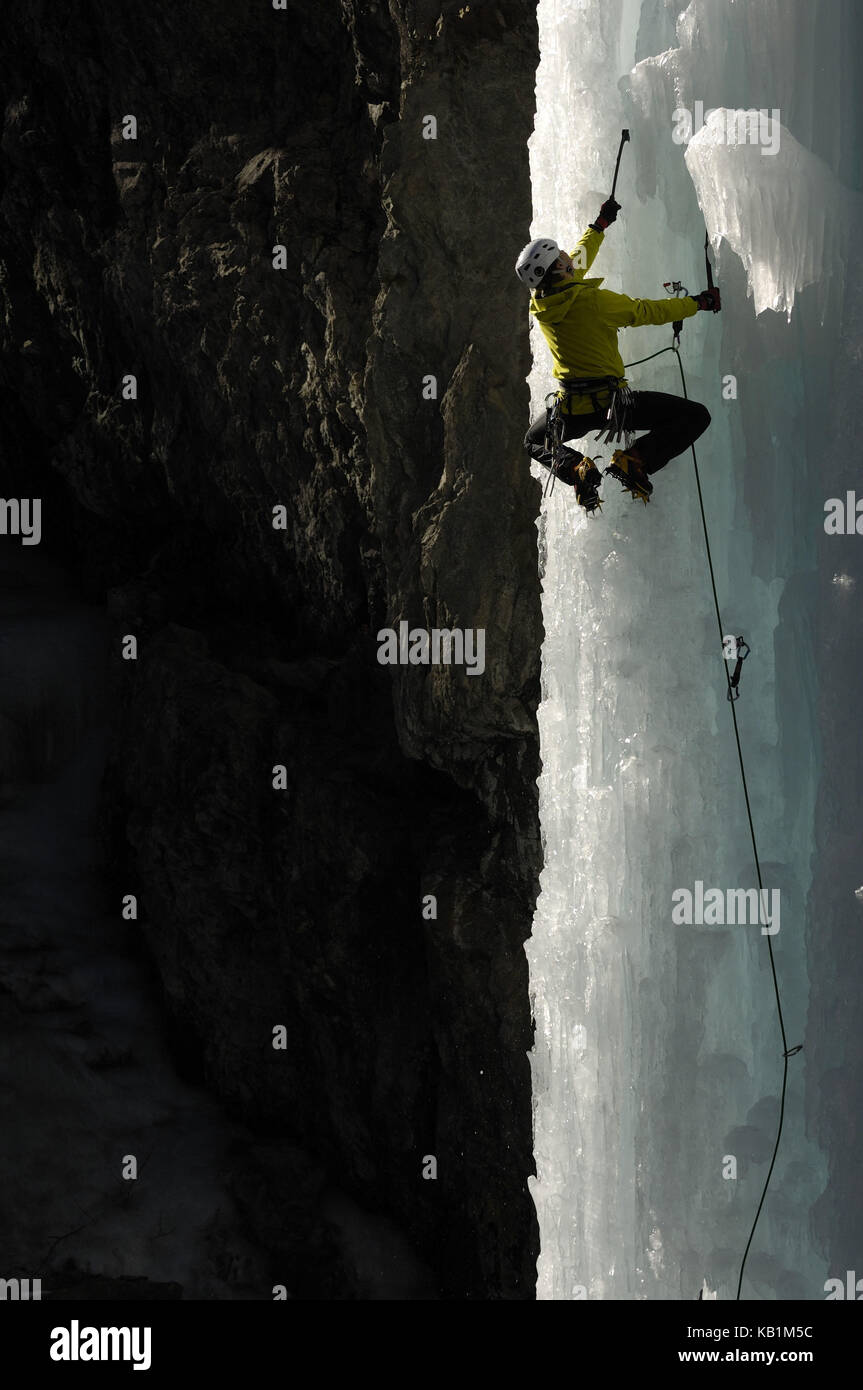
xmin=516 ymin=197 xmax=720 ymax=512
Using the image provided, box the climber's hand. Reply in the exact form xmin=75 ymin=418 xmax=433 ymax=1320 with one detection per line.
xmin=694 ymin=287 xmax=721 ymax=312
xmin=593 ymin=197 xmax=621 ymax=230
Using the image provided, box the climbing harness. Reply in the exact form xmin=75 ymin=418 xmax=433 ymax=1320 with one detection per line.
xmin=557 ymin=375 xmax=636 ymax=449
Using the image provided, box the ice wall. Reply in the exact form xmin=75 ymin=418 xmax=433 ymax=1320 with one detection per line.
xmin=526 ymin=0 xmax=856 ymax=1300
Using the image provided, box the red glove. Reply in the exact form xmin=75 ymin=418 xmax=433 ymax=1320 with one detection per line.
xmin=591 ymin=197 xmax=621 ymax=231
xmin=693 ymin=287 xmax=721 ymax=312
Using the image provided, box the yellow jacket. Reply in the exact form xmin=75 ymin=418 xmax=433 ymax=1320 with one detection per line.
xmin=529 ymin=225 xmax=699 ymax=414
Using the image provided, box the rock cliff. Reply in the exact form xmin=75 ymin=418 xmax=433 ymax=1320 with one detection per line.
xmin=0 ymin=1 xmax=542 ymax=1297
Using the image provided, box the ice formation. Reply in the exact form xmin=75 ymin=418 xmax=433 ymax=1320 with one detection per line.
xmin=525 ymin=0 xmax=856 ymax=1300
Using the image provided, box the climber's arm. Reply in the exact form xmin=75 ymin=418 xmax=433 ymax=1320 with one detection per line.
xmin=567 ymin=225 xmax=604 ymax=280
xmin=597 ymin=289 xmax=700 ymax=329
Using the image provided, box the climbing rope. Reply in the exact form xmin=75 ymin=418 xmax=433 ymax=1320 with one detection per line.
xmin=571 ymin=123 xmax=794 ymax=1295
xmin=621 ymin=337 xmax=802 ymax=1301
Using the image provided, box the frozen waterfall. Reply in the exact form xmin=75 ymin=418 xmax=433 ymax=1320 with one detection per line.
xmin=526 ymin=0 xmax=860 ymax=1301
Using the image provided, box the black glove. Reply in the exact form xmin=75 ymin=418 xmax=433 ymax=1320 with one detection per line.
xmin=591 ymin=197 xmax=621 ymax=231
xmin=693 ymin=287 xmax=721 ymax=312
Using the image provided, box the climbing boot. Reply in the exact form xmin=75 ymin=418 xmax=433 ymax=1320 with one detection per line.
xmin=606 ymin=447 xmax=653 ymax=504
xmin=572 ymin=456 xmax=603 ymax=516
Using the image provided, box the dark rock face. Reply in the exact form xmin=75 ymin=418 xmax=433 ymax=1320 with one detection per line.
xmin=0 ymin=2 xmax=542 ymax=1297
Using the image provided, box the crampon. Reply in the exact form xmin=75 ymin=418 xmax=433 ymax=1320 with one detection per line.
xmin=606 ymin=448 xmax=653 ymax=504
xmin=573 ymin=456 xmax=604 ymax=516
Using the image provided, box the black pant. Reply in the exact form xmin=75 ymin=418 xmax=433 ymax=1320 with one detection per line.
xmin=524 ymin=390 xmax=710 ymax=482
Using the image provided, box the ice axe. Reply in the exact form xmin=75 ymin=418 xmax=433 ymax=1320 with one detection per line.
xmin=704 ymin=228 xmax=720 ymax=310
xmin=610 ymin=128 xmax=630 ymax=200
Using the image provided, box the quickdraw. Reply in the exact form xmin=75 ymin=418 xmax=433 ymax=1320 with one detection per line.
xmin=541 ymin=391 xmax=566 ymax=497
xmin=726 ymin=635 xmax=750 ymax=701
xmin=664 ymin=232 xmax=718 ymax=344
xmin=663 ymin=279 xmax=690 ymax=347
xmin=541 ymin=392 xmax=604 ymax=515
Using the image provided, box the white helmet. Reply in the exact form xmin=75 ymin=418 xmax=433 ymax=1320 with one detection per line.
xmin=515 ymin=237 xmax=560 ymax=288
